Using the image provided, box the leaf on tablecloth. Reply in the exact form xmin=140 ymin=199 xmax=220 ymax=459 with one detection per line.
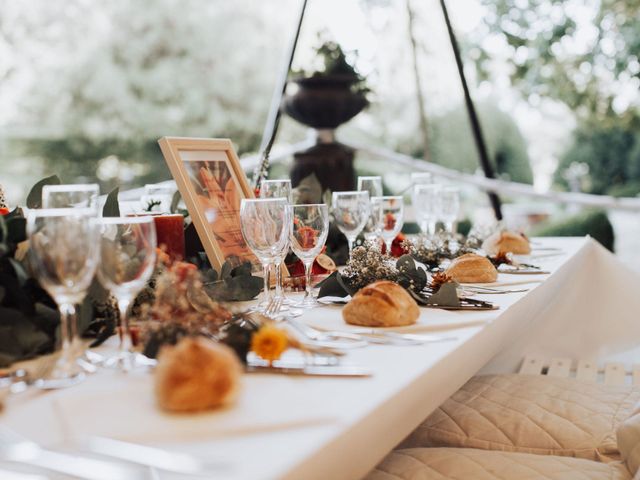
xmin=102 ymin=187 xmax=120 ymax=217
xmin=426 ymin=283 xmax=461 ymax=307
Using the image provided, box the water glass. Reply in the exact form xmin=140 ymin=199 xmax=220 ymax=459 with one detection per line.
xmin=438 ymin=187 xmax=460 ymax=235
xmin=371 ymin=196 xmax=404 ymax=255
xmin=240 ymin=198 xmax=289 ymax=311
xmin=413 ymin=184 xmax=441 ymax=243
xmin=357 ymin=176 xmax=383 ymax=243
xmin=289 ymin=204 xmax=330 ymax=308
xmin=331 ymin=191 xmax=370 ymax=258
xmin=27 ymin=208 xmax=100 ymax=388
xmin=96 ymin=217 xmax=157 ymax=371
xmin=42 ymin=184 xmax=99 ymax=211
xmin=260 ymin=179 xmax=293 ymax=203
xmin=260 ymin=179 xmax=293 ymax=306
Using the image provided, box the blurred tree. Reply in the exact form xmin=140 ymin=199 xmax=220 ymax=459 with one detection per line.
xmin=427 ymin=101 xmax=533 ymax=184
xmin=475 ymin=0 xmax=640 ymax=125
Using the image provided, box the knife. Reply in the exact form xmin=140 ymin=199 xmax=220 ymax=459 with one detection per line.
xmin=86 ymin=437 xmax=218 ymax=475
xmin=246 ymin=362 xmax=372 ymax=377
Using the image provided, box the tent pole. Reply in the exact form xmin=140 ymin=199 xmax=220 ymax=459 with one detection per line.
xmin=253 ymin=0 xmax=309 ymax=189
xmin=439 ymin=0 xmax=503 ymax=220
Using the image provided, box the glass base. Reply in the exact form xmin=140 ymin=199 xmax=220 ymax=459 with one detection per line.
xmin=37 ymin=355 xmax=86 ymax=390
xmin=104 ymin=351 xmax=155 ymax=372
xmin=294 ymin=296 xmax=320 ymax=309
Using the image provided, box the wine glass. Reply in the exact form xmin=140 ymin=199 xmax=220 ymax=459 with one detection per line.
xmin=372 ymin=196 xmax=404 ymax=255
xmin=96 ymin=217 xmax=157 ymax=371
xmin=259 ymin=179 xmax=293 ymax=203
xmin=331 ymin=191 xmax=370 ymax=258
xmin=289 ymin=204 xmax=330 ymax=308
xmin=240 ymin=198 xmax=289 ymax=312
xmin=438 ymin=187 xmax=460 ymax=236
xmin=27 ymin=208 xmax=100 ymax=388
xmin=357 ymin=176 xmax=383 ymax=244
xmin=42 ymin=184 xmax=99 ymax=211
xmin=413 ymin=184 xmax=441 ymax=244
xmin=260 ymin=179 xmax=293 ymax=308
xmin=42 ymin=183 xmax=102 ymax=368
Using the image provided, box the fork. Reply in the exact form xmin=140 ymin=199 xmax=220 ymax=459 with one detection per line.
xmin=0 ymin=426 xmax=144 ymax=480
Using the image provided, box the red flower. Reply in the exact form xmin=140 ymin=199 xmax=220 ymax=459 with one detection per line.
xmin=0 ymin=208 xmax=9 ymax=215
xmin=381 ymin=233 xmax=409 ymax=258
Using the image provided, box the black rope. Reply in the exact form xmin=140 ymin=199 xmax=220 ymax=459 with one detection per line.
xmin=439 ymin=0 xmax=503 ymax=220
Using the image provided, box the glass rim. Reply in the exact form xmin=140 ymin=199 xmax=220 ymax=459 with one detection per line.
xmin=371 ymin=195 xmax=403 ymax=201
xmin=288 ymin=203 xmax=328 ymax=208
xmin=332 ymin=190 xmax=369 ymax=196
xmin=413 ymin=183 xmax=442 ymax=191
xmin=260 ymin=179 xmax=292 ymax=184
xmin=241 ymin=197 xmax=288 ymax=203
xmin=98 ymin=216 xmax=155 ymax=224
xmin=41 ymin=184 xmax=99 ymax=193
xmin=357 ymin=175 xmax=382 ymax=180
xmin=27 ymin=207 xmax=97 ymax=218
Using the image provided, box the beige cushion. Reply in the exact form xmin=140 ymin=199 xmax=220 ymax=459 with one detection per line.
xmin=617 ymin=405 xmax=640 ymax=477
xmin=365 ymin=448 xmax=631 ymax=480
xmin=400 ymin=374 xmax=640 ymax=461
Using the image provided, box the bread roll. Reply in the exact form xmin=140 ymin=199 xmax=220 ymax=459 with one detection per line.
xmin=482 ymin=231 xmax=531 ymax=255
xmin=343 ymin=281 xmax=419 ymax=327
xmin=445 ymin=253 xmax=498 ymax=283
xmin=155 ymin=337 xmax=242 ymax=412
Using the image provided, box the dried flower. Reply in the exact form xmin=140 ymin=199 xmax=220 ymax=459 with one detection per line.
xmin=342 ymin=245 xmax=398 ymax=290
xmin=430 ymin=272 xmax=453 ymax=292
xmin=251 ymin=324 xmax=288 ymax=363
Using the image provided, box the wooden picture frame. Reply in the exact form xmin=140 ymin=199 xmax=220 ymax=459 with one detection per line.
xmin=158 ymin=137 xmax=260 ymax=272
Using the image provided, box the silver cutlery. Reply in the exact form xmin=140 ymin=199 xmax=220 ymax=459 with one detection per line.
xmin=246 ymin=360 xmax=372 ymax=377
xmin=86 ymin=436 xmax=221 ymax=475
xmin=356 ymin=331 xmax=458 ymax=345
xmin=0 ymin=426 xmax=143 ymax=480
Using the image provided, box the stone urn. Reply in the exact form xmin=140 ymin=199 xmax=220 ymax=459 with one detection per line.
xmin=284 ymin=74 xmax=368 ymax=192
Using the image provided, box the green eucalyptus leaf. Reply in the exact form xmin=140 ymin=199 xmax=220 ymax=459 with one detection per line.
xmin=230 ymin=261 xmax=252 ymax=278
xmin=220 ymin=261 xmax=233 ymax=280
xmin=103 ymin=187 xmax=120 ymax=217
xmin=336 ymin=272 xmax=358 ymax=296
xmin=426 ymin=283 xmax=461 ymax=308
xmin=170 ymin=190 xmax=182 ymax=214
xmin=26 ymin=175 xmax=61 ymax=209
xmin=8 ymin=258 xmax=28 ymax=287
xmin=6 ymin=217 xmax=27 ymax=244
xmin=317 ymin=271 xmax=350 ymax=298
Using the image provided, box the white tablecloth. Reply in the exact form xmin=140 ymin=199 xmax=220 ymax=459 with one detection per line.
xmin=3 ymin=237 xmax=634 ymax=480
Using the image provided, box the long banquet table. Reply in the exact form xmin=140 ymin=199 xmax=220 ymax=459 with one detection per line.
xmin=2 ymin=237 xmax=623 ymax=480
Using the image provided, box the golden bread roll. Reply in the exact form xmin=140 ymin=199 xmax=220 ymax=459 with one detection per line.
xmin=445 ymin=253 xmax=498 ymax=283
xmin=343 ymin=280 xmax=420 ymax=327
xmin=482 ymin=230 xmax=531 ymax=255
xmin=155 ymin=337 xmax=242 ymax=412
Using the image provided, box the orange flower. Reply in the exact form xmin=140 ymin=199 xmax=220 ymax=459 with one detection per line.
xmin=251 ymin=324 xmax=288 ymax=363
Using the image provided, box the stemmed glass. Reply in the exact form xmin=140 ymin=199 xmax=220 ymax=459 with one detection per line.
xmin=372 ymin=196 xmax=404 ymax=255
xmin=413 ymin=184 xmax=441 ymax=244
xmin=42 ymin=183 xmax=101 ymax=368
xmin=27 ymin=208 xmax=100 ymax=388
xmin=289 ymin=204 xmax=329 ymax=308
xmin=357 ymin=176 xmax=383 ymax=244
xmin=438 ymin=187 xmax=460 ymax=236
xmin=240 ymin=198 xmax=289 ymax=312
xmin=331 ymin=191 xmax=370 ymax=258
xmin=96 ymin=217 xmax=157 ymax=371
xmin=42 ymin=184 xmax=99 ymax=211
xmin=260 ymin=179 xmax=293 ymax=308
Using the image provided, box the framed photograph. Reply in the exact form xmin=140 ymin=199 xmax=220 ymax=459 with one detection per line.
xmin=158 ymin=137 xmax=260 ymax=272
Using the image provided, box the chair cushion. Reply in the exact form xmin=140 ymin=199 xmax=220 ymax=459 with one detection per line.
xmin=400 ymin=374 xmax=640 ymax=462
xmin=617 ymin=405 xmax=640 ymax=477
xmin=365 ymin=447 xmax=631 ymax=480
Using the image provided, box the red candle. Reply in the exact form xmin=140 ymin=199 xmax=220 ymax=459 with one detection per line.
xmin=153 ymin=214 xmax=185 ymax=261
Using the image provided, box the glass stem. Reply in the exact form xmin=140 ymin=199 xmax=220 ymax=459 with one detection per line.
xmin=274 ymin=260 xmax=283 ymax=299
xmin=262 ymin=262 xmax=271 ymax=304
xmin=385 ymin=240 xmax=393 ymax=256
xmin=118 ymin=298 xmax=133 ymax=354
xmin=303 ymin=260 xmax=313 ymax=301
xmin=59 ymin=303 xmax=75 ymax=361
xmin=347 ymin=236 xmax=355 ymax=259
